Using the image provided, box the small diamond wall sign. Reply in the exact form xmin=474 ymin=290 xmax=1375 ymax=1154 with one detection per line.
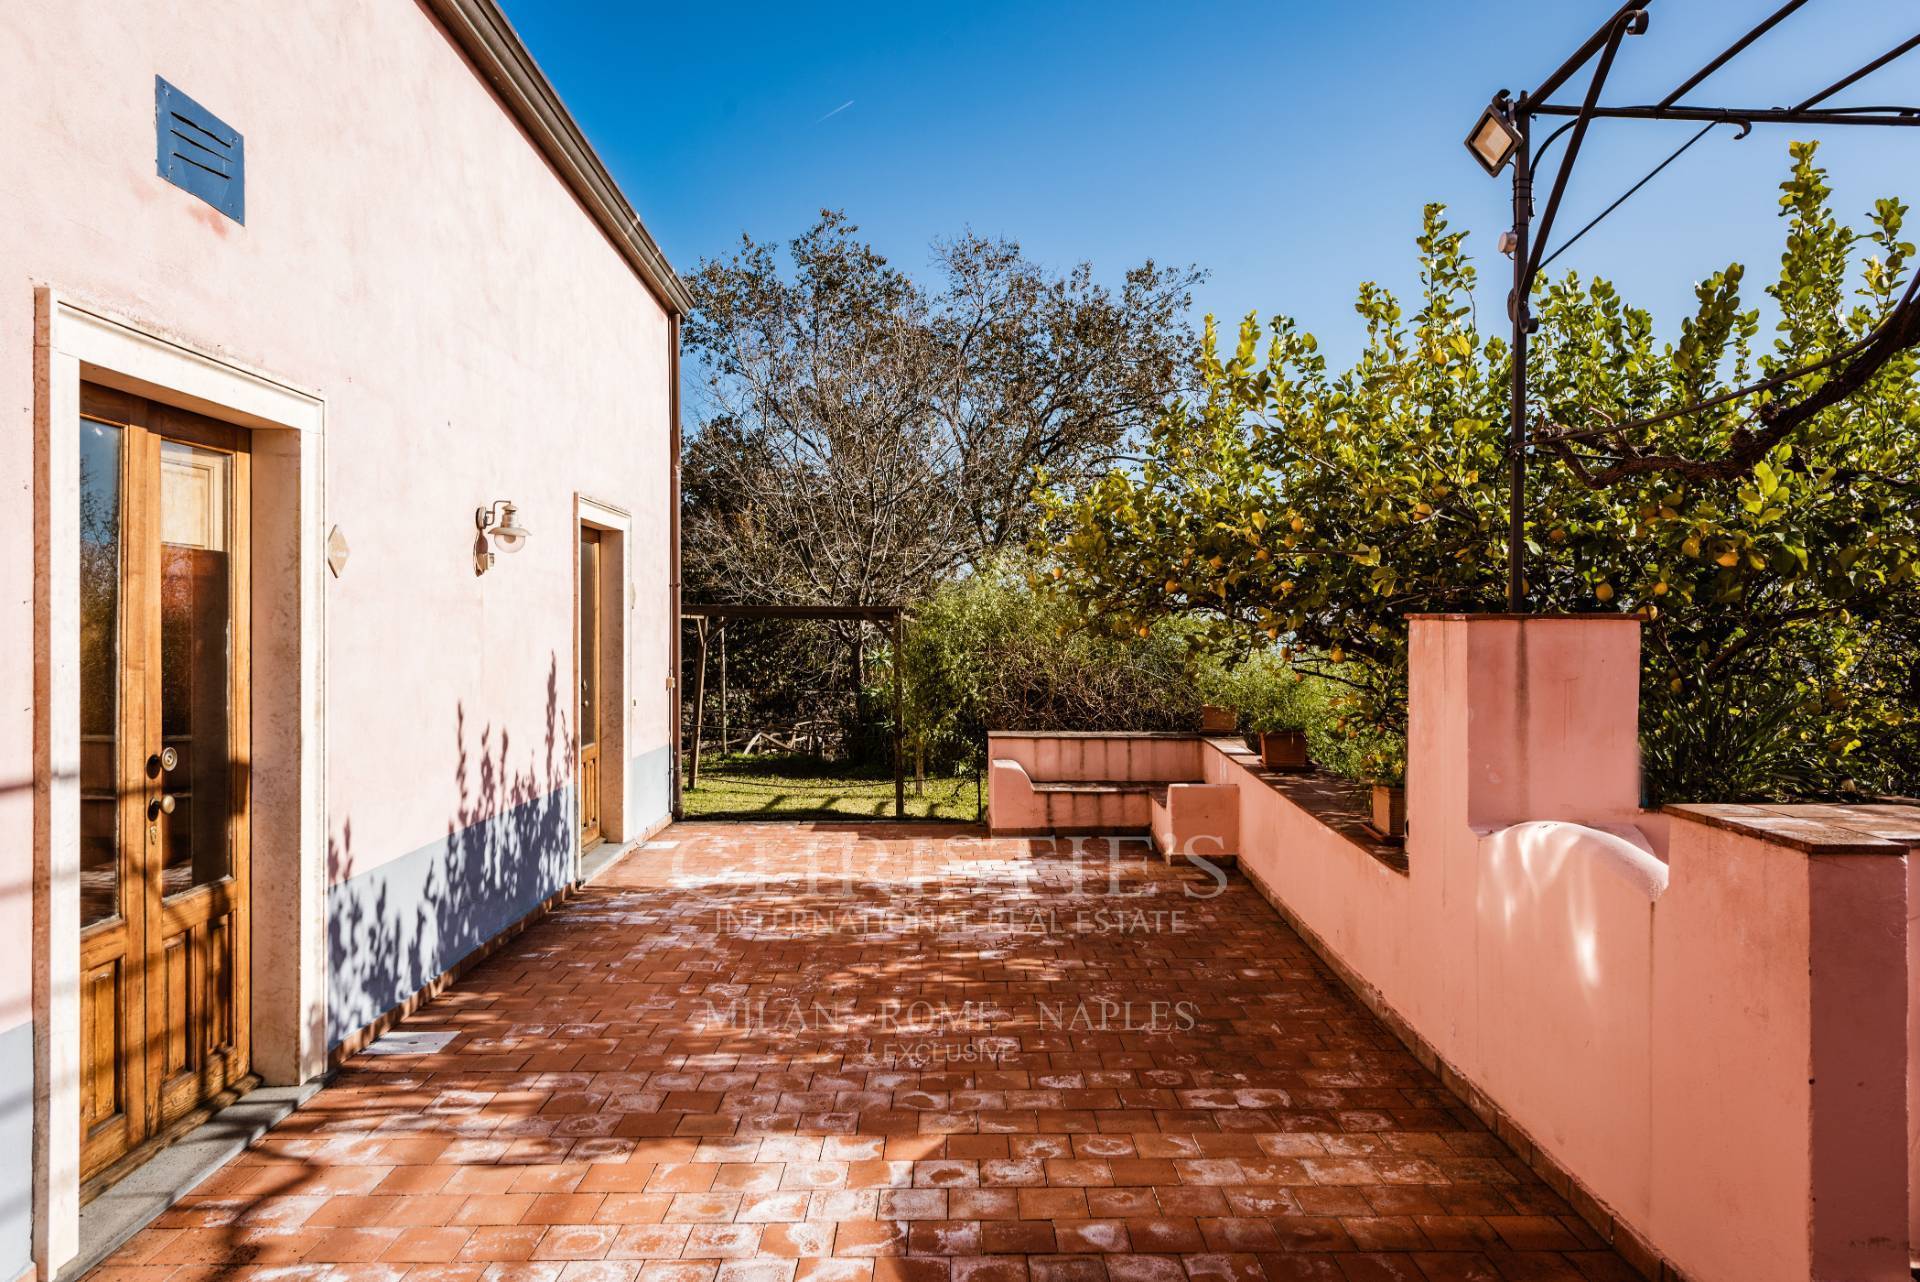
xmin=327 ymin=525 xmax=350 ymax=577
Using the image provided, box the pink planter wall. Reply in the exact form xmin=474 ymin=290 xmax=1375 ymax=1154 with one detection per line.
xmin=1216 ymin=616 xmax=1911 ymax=1281
xmin=993 ymin=620 xmax=1916 ymax=1282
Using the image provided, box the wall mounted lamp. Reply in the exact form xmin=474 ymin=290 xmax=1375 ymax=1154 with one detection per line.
xmin=475 ymin=499 xmax=530 ymax=573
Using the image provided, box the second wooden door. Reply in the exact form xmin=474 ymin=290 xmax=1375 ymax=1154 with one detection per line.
xmin=578 ymin=527 xmax=602 ymax=846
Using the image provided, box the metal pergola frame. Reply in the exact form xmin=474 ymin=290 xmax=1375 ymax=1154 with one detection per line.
xmin=677 ymin=603 xmax=908 ymax=818
xmin=1474 ymin=0 xmax=1920 ymax=609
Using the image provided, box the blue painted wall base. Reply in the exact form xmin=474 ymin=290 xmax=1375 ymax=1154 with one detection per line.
xmin=327 ymin=784 xmax=573 ymax=1048
xmin=0 ymin=1019 xmax=32 ymax=1282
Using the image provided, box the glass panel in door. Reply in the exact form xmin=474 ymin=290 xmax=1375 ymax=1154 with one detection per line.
xmin=580 ymin=534 xmax=600 ymax=752
xmin=158 ymin=441 xmax=233 ymax=897
xmin=79 ymin=419 xmax=124 ymax=928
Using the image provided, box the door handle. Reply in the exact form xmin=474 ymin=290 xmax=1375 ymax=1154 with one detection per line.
xmin=148 ymin=794 xmax=176 ymax=820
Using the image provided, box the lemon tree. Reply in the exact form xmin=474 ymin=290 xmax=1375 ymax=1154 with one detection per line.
xmin=1043 ymin=146 xmax=1918 ymax=800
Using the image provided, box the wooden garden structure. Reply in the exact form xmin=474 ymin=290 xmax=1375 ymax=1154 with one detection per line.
xmin=678 ymin=603 xmax=907 ymax=818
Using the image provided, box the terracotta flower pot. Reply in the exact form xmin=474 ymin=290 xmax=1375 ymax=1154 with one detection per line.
xmin=1370 ymin=783 xmax=1407 ymax=839
xmin=1259 ymin=730 xmax=1309 ymax=771
xmin=1199 ymin=704 xmax=1236 ymax=734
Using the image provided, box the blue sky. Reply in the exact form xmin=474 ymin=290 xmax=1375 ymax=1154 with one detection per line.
xmin=500 ymin=0 xmax=1918 ymax=364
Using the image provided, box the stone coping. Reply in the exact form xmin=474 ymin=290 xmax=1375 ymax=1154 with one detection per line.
xmin=1404 ymin=612 xmax=1643 ymax=622
xmin=987 ymin=729 xmax=1201 ymax=739
xmin=988 ymin=732 xmax=1407 ymax=874
xmin=1209 ymin=740 xmax=1410 ymax=875
xmin=1665 ymin=801 xmax=1920 ymax=854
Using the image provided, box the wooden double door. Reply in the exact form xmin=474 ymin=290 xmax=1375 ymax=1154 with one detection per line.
xmin=77 ymin=387 xmax=252 ymax=1185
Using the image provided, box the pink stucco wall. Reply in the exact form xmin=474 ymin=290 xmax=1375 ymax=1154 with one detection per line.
xmin=1150 ymin=783 xmax=1239 ymax=861
xmin=990 ymin=620 xmax=1914 ymax=1282
xmin=987 ymin=758 xmax=1153 ymax=834
xmin=2 ymin=0 xmax=675 ymax=896
xmin=1227 ymin=617 xmax=1908 ymax=1281
xmin=0 ymin=5 xmax=678 ymax=1233
xmin=1913 ymin=851 xmax=1920 ymax=1261
xmin=4 ymin=2 xmax=674 ymax=852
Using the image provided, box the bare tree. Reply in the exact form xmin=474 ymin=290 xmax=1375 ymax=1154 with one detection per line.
xmin=681 ymin=212 xmax=1200 ymax=611
xmin=932 ymin=231 xmax=1202 ymax=553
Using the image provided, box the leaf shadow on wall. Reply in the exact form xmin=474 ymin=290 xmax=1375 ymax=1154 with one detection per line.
xmin=326 ymin=655 xmax=576 ymax=1045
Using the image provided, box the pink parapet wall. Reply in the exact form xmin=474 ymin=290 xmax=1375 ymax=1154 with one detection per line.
xmin=1408 ymin=614 xmax=1645 ymax=830
xmin=1914 ymin=848 xmax=1920 ymax=1268
xmin=988 ymin=618 xmax=1916 ymax=1282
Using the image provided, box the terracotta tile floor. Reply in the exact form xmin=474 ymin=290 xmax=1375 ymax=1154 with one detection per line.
xmin=91 ymin=822 xmax=1639 ymax=1282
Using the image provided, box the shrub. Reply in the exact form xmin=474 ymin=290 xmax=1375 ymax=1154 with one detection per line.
xmin=898 ymin=558 xmax=1205 ymax=773
xmin=1198 ymin=652 xmax=1404 ymax=783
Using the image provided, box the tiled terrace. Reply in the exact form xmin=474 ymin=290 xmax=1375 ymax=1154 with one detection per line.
xmin=93 ymin=823 xmax=1637 ymax=1282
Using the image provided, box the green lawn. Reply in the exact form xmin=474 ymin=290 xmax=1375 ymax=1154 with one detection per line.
xmin=680 ymin=753 xmax=982 ymax=820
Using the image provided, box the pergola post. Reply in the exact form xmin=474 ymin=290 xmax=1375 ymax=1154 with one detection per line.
xmin=688 ymin=616 xmax=708 ymax=791
xmin=892 ymin=609 xmax=905 ymax=819
xmin=678 ymin=602 xmax=910 ymax=820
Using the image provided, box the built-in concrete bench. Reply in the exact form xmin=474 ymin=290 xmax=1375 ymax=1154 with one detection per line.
xmin=1146 ymin=781 xmax=1240 ymax=866
xmin=988 ymin=733 xmax=1239 ymax=865
xmin=989 ymin=762 xmax=1153 ymax=835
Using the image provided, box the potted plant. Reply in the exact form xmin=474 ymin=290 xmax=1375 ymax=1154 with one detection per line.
xmin=1252 ymin=715 xmax=1311 ymax=771
xmin=1363 ymin=742 xmax=1408 ymax=841
xmin=1204 ymin=653 xmax=1315 ymax=770
xmin=1198 ymin=703 xmax=1236 ymax=733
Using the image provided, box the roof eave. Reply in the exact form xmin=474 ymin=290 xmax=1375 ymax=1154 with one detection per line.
xmin=423 ymin=0 xmax=695 ymax=317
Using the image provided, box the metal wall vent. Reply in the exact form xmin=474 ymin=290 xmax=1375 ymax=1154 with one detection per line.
xmin=155 ymin=76 xmax=244 ymax=223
